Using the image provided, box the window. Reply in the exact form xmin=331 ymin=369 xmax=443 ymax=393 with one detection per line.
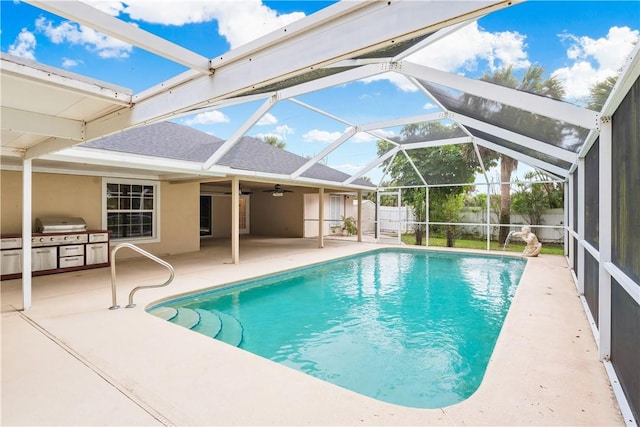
xmin=330 ymin=195 xmax=341 ymax=226
xmin=104 ymin=179 xmax=159 ymax=241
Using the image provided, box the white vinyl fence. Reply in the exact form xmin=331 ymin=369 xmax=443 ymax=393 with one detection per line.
xmin=373 ymin=206 xmax=564 ymax=242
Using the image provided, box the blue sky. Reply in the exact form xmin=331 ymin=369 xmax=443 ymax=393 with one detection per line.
xmin=2 ymin=1 xmax=639 ymax=184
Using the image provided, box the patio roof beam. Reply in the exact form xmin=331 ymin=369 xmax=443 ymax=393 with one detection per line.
xmin=451 ymin=112 xmax=578 ymax=163
xmin=203 ymin=95 xmax=278 ymax=169
xmin=400 ymin=61 xmax=599 ymax=130
xmin=1 ymin=55 xmax=133 ymax=103
xmin=400 ymin=136 xmax=472 ymax=151
xmin=2 ymin=107 xmax=85 ymax=142
xmin=26 ymin=1 xmax=212 ymax=74
xmin=359 ymin=112 xmax=447 ymax=132
xmin=82 ymin=0 xmax=516 ymax=142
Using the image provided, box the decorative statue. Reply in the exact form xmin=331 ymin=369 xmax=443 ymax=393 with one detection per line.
xmin=510 ymin=226 xmax=542 ymax=257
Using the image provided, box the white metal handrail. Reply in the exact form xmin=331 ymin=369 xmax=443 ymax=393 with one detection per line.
xmin=109 ymin=243 xmax=175 ymax=310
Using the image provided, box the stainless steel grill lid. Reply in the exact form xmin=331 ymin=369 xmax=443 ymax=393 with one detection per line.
xmin=35 ymin=217 xmax=87 ymax=233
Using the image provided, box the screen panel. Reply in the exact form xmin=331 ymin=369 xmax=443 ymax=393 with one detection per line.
xmin=611 ymin=279 xmax=640 ymax=422
xmin=611 ymin=76 xmax=640 ymax=283
xmin=584 ymin=139 xmax=600 ymax=249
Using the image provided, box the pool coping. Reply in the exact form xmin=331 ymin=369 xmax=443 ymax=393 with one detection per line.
xmin=1 ymin=238 xmax=624 ymax=426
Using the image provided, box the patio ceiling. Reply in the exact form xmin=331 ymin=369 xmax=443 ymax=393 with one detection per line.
xmin=1 ymin=0 xmax=628 ymax=188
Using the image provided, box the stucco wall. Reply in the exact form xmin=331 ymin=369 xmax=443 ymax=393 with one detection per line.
xmin=1 ymin=171 xmax=103 ymax=232
xmin=0 ymin=171 xmax=200 ymax=257
xmin=211 ymin=195 xmax=232 ymax=238
xmin=251 ymin=191 xmax=304 ymax=237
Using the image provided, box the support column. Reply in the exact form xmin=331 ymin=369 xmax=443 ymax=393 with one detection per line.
xmin=568 ymin=172 xmax=575 ymax=269
xmin=598 ymin=117 xmax=612 ymax=360
xmin=375 ymin=191 xmax=380 ymax=242
xmin=397 ymin=189 xmax=401 ymax=244
xmin=22 ymin=158 xmax=32 ymax=310
xmin=318 ymin=187 xmax=324 ymax=248
xmin=577 ymin=157 xmax=586 ymax=294
xmin=231 ymin=177 xmax=240 ymax=264
xmin=485 ymin=182 xmax=491 ymax=251
xmin=564 ymin=181 xmax=569 ymax=257
xmin=425 ymin=186 xmax=430 ymax=248
xmin=357 ymin=190 xmax=362 ymax=243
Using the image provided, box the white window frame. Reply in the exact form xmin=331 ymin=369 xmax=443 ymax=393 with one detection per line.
xmin=329 ymin=194 xmax=341 ymax=227
xmin=102 ymin=178 xmax=161 ymax=244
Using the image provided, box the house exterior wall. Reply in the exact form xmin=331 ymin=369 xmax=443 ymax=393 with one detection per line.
xmin=1 ymin=171 xmax=103 ymax=232
xmin=251 ymin=191 xmax=304 ymax=237
xmin=211 ymin=195 xmax=232 ymax=238
xmin=0 ymin=171 xmax=200 ymax=258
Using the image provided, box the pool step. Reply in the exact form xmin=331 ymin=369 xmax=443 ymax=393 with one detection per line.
xmin=213 ymin=310 xmax=244 ymax=347
xmin=192 ymin=308 xmax=222 ymax=338
xmin=148 ymin=306 xmax=243 ymax=347
xmin=171 ymin=307 xmax=200 ymax=329
xmin=148 ymin=306 xmax=178 ymax=321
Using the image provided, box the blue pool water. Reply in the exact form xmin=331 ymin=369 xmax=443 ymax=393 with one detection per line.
xmin=149 ymin=249 xmax=526 ymax=408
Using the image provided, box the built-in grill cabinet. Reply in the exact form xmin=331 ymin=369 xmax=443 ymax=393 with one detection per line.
xmin=1 ymin=220 xmax=110 ymax=280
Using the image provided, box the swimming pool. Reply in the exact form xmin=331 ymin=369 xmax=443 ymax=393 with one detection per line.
xmin=149 ymin=248 xmax=526 ymax=408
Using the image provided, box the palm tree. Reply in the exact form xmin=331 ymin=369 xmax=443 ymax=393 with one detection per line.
xmin=587 ymin=75 xmax=617 ymax=111
xmin=261 ymin=135 xmax=286 ymax=149
xmin=463 ymin=65 xmax=565 ymax=243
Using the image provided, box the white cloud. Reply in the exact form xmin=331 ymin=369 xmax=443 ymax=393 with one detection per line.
xmin=303 ymin=129 xmax=341 ymax=143
xmin=423 ymin=102 xmax=437 ymax=110
xmin=275 ymin=125 xmax=294 ymax=137
xmin=254 ymin=124 xmax=294 ymax=141
xmin=552 ymin=26 xmax=639 ymax=100
xmin=409 ymin=22 xmax=530 ymax=73
xmin=35 ymin=17 xmax=132 ymax=59
xmin=102 ymin=0 xmax=305 ymax=49
xmin=8 ymin=28 xmax=37 ymax=60
xmin=362 ymin=22 xmax=530 ymax=91
xmin=256 ymin=113 xmax=277 ymax=126
xmin=183 ymin=110 xmax=229 ymax=125
xmin=62 ymin=58 xmax=83 ymax=68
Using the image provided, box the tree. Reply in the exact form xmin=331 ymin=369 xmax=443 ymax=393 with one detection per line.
xmin=511 ymin=171 xmax=564 ymax=231
xmin=461 ymin=65 xmax=566 ymax=243
xmin=377 ymin=122 xmax=482 ymax=246
xmin=260 ymin=135 xmax=286 ymax=149
xmin=587 ymin=75 xmax=617 ymax=111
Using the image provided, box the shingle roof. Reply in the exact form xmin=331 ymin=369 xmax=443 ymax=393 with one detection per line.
xmin=83 ymin=122 xmax=373 ymax=187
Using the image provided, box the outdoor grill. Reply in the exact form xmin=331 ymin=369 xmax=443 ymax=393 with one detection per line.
xmin=35 ymin=217 xmax=87 ymax=234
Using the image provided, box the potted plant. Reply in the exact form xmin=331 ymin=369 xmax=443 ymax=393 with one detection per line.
xmin=341 ymin=216 xmax=357 ymax=236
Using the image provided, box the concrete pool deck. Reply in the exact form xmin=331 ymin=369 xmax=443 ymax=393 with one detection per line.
xmin=1 ymin=238 xmax=624 ymax=426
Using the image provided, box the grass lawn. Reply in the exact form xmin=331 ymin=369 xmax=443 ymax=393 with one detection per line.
xmin=400 ymin=234 xmax=565 ymax=255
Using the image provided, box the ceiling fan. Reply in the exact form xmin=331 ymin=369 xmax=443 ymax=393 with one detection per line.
xmin=224 ymin=185 xmax=253 ymax=195
xmin=264 ymin=184 xmax=293 ymax=197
